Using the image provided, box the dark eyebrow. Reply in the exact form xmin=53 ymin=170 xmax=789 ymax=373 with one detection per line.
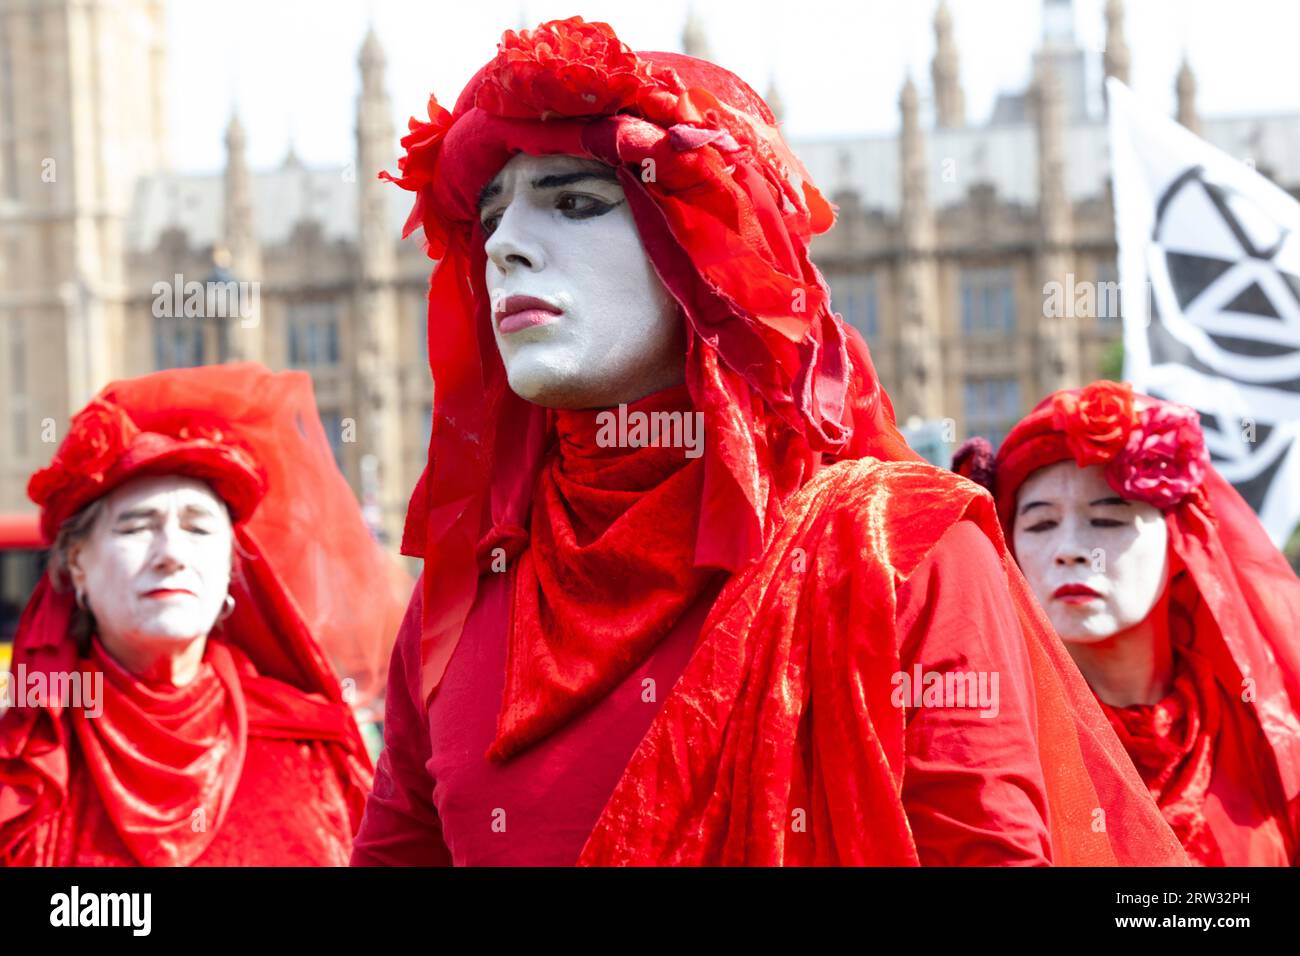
xmin=477 ymin=180 xmax=502 ymax=212
xmin=114 ymin=503 xmax=217 ymax=522
xmin=1018 ymin=500 xmax=1053 ymax=516
xmin=531 ymin=168 xmax=619 ymax=190
xmin=476 ymin=167 xmax=620 ymax=213
xmin=1089 ymin=497 xmax=1131 ymax=507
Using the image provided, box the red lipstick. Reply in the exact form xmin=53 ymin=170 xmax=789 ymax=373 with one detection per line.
xmin=1052 ymin=583 xmax=1102 ymax=605
xmin=495 ymin=294 xmax=562 ymax=334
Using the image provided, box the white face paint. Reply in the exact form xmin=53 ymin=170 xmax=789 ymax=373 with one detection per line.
xmin=69 ymin=475 xmax=234 ymax=673
xmin=480 ymin=152 xmax=684 ymax=409
xmin=1011 ymin=461 xmax=1170 ymax=643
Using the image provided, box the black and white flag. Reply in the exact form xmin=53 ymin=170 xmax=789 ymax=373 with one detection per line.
xmin=1108 ymin=78 xmax=1300 ymax=547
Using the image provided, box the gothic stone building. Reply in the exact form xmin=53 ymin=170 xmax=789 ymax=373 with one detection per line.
xmin=796 ymin=0 xmax=1300 ymax=449
xmin=3 ymin=0 xmax=1300 ymax=554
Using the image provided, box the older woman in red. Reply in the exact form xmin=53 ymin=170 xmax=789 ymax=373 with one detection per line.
xmin=956 ymin=380 xmax=1300 ymax=865
xmin=0 ymin=363 xmax=397 ymax=866
xmin=351 ymin=17 xmax=1185 ymax=866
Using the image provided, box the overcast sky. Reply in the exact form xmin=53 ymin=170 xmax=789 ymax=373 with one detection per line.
xmin=165 ymin=0 xmax=1300 ymax=173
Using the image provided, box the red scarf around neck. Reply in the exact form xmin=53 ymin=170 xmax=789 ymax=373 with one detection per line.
xmin=1097 ymin=622 xmax=1224 ymax=866
xmin=487 ymin=384 xmax=724 ymax=762
xmin=69 ymin=637 xmax=248 ymax=867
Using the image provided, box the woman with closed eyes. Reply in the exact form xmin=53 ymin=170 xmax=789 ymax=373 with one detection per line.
xmin=955 ymin=380 xmax=1300 ymax=865
xmin=0 ymin=364 xmax=401 ymax=866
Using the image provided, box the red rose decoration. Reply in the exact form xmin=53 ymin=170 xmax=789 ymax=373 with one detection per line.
xmin=60 ymin=401 xmax=139 ymax=482
xmin=27 ymin=400 xmax=139 ymax=508
xmin=1106 ymin=402 xmax=1209 ymax=509
xmin=1050 ymin=380 xmax=1138 ymax=466
xmin=476 ymin=17 xmax=667 ymax=120
xmin=379 ymin=93 xmax=453 ymax=197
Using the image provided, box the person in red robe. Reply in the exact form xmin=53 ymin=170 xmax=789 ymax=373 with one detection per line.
xmin=351 ymin=16 xmax=1186 ymax=866
xmin=0 ymin=363 xmax=401 ymax=866
xmin=954 ymin=380 xmax=1300 ymax=865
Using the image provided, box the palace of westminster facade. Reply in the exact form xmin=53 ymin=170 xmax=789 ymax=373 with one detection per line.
xmin=2 ymin=0 xmax=1299 ymax=550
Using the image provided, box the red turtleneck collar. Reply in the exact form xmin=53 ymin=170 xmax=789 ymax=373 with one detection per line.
xmin=69 ymin=636 xmax=248 ymax=866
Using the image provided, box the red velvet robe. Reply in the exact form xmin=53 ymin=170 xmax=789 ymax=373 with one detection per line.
xmin=352 ymin=517 xmax=1054 ymax=866
xmin=5 ymin=638 xmax=362 ymax=866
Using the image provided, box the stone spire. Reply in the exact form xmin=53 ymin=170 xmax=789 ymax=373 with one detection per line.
xmin=930 ymin=0 xmax=965 ymax=128
xmin=896 ymin=74 xmax=943 ymax=422
xmin=1176 ymin=54 xmax=1201 ymax=136
xmin=1034 ymin=55 xmax=1071 ymax=249
xmin=353 ymin=24 xmax=404 ymax=546
xmin=222 ymin=112 xmax=259 ymax=271
xmin=1033 ymin=53 xmax=1080 ymax=394
xmin=682 ymin=6 xmax=711 ymax=60
xmin=357 ymin=23 xmax=395 ymax=282
xmin=764 ymin=75 xmax=785 ymax=124
xmin=899 ymin=75 xmax=933 ymax=253
xmin=221 ymin=110 xmax=263 ymax=360
xmin=1103 ymin=0 xmax=1130 ymax=91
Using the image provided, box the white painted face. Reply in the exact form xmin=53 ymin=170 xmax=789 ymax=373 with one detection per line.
xmin=480 ymin=152 xmax=684 ymax=409
xmin=1011 ymin=461 xmax=1170 ymax=643
xmin=68 ymin=475 xmax=234 ymax=663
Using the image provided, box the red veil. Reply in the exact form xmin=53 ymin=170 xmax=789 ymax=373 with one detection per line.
xmin=382 ymin=17 xmax=1185 ymax=864
xmin=0 ymin=363 xmax=408 ymax=864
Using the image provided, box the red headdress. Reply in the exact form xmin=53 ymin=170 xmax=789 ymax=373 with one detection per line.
xmin=957 ymin=380 xmax=1300 ymax=819
xmin=383 ymin=16 xmax=915 ymax=707
xmin=0 ymin=363 xmax=409 ymax=865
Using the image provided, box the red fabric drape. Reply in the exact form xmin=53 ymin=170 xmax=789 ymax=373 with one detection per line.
xmin=576 ymin=458 xmax=1186 ymax=865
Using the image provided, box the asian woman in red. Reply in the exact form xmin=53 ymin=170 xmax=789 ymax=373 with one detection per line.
xmin=956 ymin=380 xmax=1300 ymax=864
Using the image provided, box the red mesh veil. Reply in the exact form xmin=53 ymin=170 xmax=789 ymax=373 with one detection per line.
xmin=91 ymin=364 xmax=412 ymax=706
xmin=383 ymin=17 xmax=1185 ymax=865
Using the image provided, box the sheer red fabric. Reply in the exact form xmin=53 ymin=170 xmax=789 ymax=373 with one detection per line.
xmin=0 ymin=363 xmax=404 ymax=865
xmin=963 ymin=383 xmax=1300 ymax=865
xmin=375 ymin=16 xmax=1185 ymax=865
xmin=1097 ymin=596 xmax=1224 ymax=866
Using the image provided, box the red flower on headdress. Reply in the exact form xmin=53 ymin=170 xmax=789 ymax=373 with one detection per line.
xmin=1050 ymin=380 xmax=1138 ymax=466
xmin=476 ymin=17 xmax=665 ymax=120
xmin=27 ymin=400 xmax=139 ymax=506
xmin=1107 ymin=402 xmax=1209 ymax=509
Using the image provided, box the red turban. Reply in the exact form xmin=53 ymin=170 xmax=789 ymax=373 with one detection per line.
xmin=381 ymin=16 xmax=916 ymax=706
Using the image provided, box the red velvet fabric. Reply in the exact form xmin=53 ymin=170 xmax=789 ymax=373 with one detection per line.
xmin=980 ymin=384 xmax=1300 ymax=866
xmin=488 ymin=385 xmax=724 ymax=762
xmin=70 ymin=638 xmax=248 ymax=867
xmin=578 ymin=457 xmax=1183 ymax=865
xmin=353 ymin=476 xmax=1061 ymax=866
xmin=0 ymin=364 xmax=393 ymax=866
